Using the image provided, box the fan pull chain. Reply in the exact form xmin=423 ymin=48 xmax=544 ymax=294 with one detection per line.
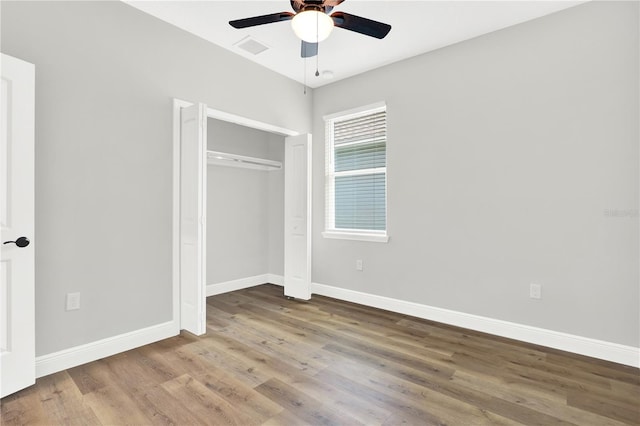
xmin=304 ymin=56 xmax=307 ymax=95
xmin=315 ymin=12 xmax=320 ymax=77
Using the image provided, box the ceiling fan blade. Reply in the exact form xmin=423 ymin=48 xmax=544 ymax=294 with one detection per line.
xmin=301 ymin=41 xmax=318 ymax=58
xmin=229 ymin=12 xmax=294 ymax=29
xmin=330 ymin=11 xmax=391 ymax=39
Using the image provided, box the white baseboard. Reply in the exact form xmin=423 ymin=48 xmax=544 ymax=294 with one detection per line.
xmin=36 ymin=321 xmax=178 ymax=378
xmin=266 ymin=274 xmax=284 ymax=286
xmin=207 ymin=274 xmax=284 ymax=297
xmin=34 ymin=281 xmax=637 ymax=379
xmin=311 ymin=282 xmax=640 ymax=368
xmin=35 ymin=276 xmax=287 ymax=378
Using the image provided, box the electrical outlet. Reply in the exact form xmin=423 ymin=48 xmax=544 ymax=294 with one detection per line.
xmin=529 ymin=283 xmax=541 ymax=300
xmin=356 ymin=259 xmax=363 ymax=271
xmin=66 ymin=292 xmax=80 ymax=311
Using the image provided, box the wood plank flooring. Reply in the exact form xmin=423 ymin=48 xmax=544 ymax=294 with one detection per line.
xmin=2 ymin=284 xmax=639 ymax=425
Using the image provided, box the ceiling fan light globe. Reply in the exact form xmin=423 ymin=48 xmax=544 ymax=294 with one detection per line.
xmin=291 ymin=10 xmax=334 ymax=43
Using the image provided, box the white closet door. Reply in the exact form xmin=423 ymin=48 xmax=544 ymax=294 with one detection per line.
xmin=180 ymin=103 xmax=207 ymax=335
xmin=284 ymin=134 xmax=312 ymax=299
xmin=0 ymin=53 xmax=36 ymax=397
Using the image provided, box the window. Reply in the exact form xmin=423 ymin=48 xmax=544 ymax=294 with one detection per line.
xmin=323 ymin=102 xmax=388 ymax=242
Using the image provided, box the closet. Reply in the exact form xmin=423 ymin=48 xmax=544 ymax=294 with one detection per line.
xmin=176 ymin=100 xmax=311 ymax=334
xmin=206 ymin=118 xmax=285 ymax=292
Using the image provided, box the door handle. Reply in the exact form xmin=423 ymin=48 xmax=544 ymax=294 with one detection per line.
xmin=3 ymin=237 xmax=30 ymax=248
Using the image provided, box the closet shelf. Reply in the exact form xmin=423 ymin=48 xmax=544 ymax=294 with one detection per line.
xmin=207 ymin=150 xmax=282 ymax=171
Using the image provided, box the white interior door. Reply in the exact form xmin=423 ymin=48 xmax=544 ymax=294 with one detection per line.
xmin=0 ymin=53 xmax=36 ymax=398
xmin=179 ymin=103 xmax=207 ymax=335
xmin=284 ymin=134 xmax=312 ymax=299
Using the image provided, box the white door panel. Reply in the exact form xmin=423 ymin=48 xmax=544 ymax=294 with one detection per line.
xmin=179 ymin=103 xmax=207 ymax=335
xmin=284 ymin=134 xmax=311 ymax=299
xmin=0 ymin=53 xmax=36 ymax=398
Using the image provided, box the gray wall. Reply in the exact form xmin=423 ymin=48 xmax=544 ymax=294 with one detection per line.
xmin=207 ymin=119 xmax=284 ymax=284
xmin=1 ymin=1 xmax=310 ymax=356
xmin=311 ymin=1 xmax=639 ymax=347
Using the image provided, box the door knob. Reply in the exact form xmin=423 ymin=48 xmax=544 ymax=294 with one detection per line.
xmin=3 ymin=237 xmax=30 ymax=248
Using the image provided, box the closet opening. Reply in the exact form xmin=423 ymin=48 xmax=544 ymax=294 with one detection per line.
xmin=172 ymin=99 xmax=312 ymax=336
xmin=206 ymin=118 xmax=286 ymax=296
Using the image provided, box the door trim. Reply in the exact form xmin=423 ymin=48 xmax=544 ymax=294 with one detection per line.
xmin=172 ymin=99 xmax=303 ymax=330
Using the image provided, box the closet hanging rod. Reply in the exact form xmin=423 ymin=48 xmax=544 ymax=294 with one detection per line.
xmin=207 ymin=150 xmax=282 ymax=171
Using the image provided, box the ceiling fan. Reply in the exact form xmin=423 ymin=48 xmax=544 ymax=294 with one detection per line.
xmin=229 ymin=0 xmax=392 ymax=58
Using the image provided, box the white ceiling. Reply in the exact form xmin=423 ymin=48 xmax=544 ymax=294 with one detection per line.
xmin=125 ymin=1 xmax=584 ymax=88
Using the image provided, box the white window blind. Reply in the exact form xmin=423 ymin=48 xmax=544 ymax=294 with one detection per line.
xmin=324 ymin=103 xmax=387 ymax=241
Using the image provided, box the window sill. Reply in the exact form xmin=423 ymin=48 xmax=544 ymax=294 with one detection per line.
xmin=322 ymin=231 xmax=389 ymax=243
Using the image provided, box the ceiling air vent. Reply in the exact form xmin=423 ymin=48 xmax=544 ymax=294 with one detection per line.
xmin=234 ymin=36 xmax=270 ymax=56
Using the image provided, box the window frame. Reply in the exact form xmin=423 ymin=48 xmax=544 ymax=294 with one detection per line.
xmin=322 ymin=101 xmax=389 ymax=243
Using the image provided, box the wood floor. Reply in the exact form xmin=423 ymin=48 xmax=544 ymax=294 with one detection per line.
xmin=2 ymin=284 xmax=639 ymax=425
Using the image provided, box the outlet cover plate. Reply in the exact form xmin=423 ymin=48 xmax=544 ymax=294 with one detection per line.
xmin=66 ymin=292 xmax=80 ymax=311
xmin=530 ymin=283 xmax=542 ymax=299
